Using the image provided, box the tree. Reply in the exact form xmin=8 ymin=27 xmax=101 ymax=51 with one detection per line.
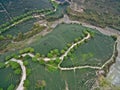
xmin=53 ymin=49 xmax=59 ymax=55
xmin=111 ymin=35 xmax=117 ymax=41
xmin=0 ymin=35 xmax=5 ymax=40
xmin=35 ymin=53 xmax=40 ymax=58
xmin=60 ymin=49 xmax=65 ymax=54
xmin=7 ymin=84 xmax=15 ymax=90
xmin=67 ymin=43 xmax=71 ymax=47
xmin=29 ymin=48 xmax=34 ymax=53
xmin=23 ymin=61 xmax=29 ymax=66
xmin=47 ymin=53 xmax=53 ymax=58
xmin=5 ymin=56 xmax=11 ymax=61
xmin=0 ymin=62 xmax=5 ymax=69
xmin=26 ymin=68 xmax=31 ymax=76
xmin=9 ymin=61 xmax=20 ymax=69
xmin=14 ymin=68 xmax=21 ymax=75
xmin=24 ymin=79 xmax=30 ymax=87
xmin=19 ymin=49 xmax=24 ymax=54
xmin=39 ymin=59 xmax=46 ymax=65
xmin=0 ymin=88 xmax=3 ymax=90
xmin=74 ymin=38 xmax=79 ymax=43
xmin=6 ymin=34 xmax=13 ymax=39
xmin=32 ymin=57 xmax=38 ymax=62
xmin=15 ymin=32 xmax=24 ymax=41
xmin=11 ymin=53 xmax=19 ymax=59
xmin=35 ymin=80 xmax=46 ymax=89
xmin=82 ymin=30 xmax=88 ymax=36
xmin=41 ymin=54 xmax=45 ymax=58
xmin=68 ymin=52 xmax=72 ymax=57
xmin=54 ymin=58 xmax=61 ymax=64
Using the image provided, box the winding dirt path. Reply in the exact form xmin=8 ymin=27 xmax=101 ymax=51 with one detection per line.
xmin=3 ymin=31 xmax=117 ymax=90
xmin=51 ymin=14 xmax=120 ymax=36
xmin=5 ymin=59 xmax=26 ymax=90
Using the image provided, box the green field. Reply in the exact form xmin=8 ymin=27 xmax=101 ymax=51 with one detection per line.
xmin=24 ymin=56 xmax=96 ymax=90
xmin=0 ymin=67 xmax=20 ymax=90
xmin=61 ymin=31 xmax=115 ymax=67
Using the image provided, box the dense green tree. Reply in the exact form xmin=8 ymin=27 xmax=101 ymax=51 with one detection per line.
xmin=74 ymin=38 xmax=79 ymax=43
xmin=5 ymin=56 xmax=11 ymax=61
xmin=0 ymin=88 xmax=3 ymax=90
xmin=35 ymin=80 xmax=46 ymax=89
xmin=23 ymin=61 xmax=29 ymax=66
xmin=6 ymin=34 xmax=13 ymax=39
xmin=39 ymin=59 xmax=46 ymax=65
xmin=32 ymin=57 xmax=38 ymax=62
xmin=0 ymin=62 xmax=5 ymax=69
xmin=24 ymin=79 xmax=30 ymax=87
xmin=14 ymin=68 xmax=21 ymax=75
xmin=60 ymin=49 xmax=65 ymax=54
xmin=26 ymin=68 xmax=31 ymax=76
xmin=35 ymin=53 xmax=41 ymax=58
xmin=0 ymin=35 xmax=5 ymax=40
xmin=47 ymin=53 xmax=53 ymax=58
xmin=111 ymin=35 xmax=117 ymax=41
xmin=7 ymin=84 xmax=15 ymax=90
xmin=9 ymin=61 xmax=20 ymax=69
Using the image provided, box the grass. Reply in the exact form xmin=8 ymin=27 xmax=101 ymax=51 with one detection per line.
xmin=61 ymin=31 xmax=115 ymax=67
xmin=0 ymin=67 xmax=20 ymax=90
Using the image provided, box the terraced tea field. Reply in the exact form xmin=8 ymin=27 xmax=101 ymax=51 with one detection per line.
xmin=61 ymin=29 xmax=115 ymax=67
xmin=0 ymin=67 xmax=20 ymax=90
xmin=2 ymin=18 xmax=38 ymax=37
xmin=24 ymin=57 xmax=97 ymax=90
xmin=29 ymin=24 xmax=86 ymax=54
xmin=0 ymin=0 xmax=118 ymax=89
xmin=0 ymin=0 xmax=53 ymax=25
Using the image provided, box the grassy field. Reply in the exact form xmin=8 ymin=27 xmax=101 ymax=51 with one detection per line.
xmin=29 ymin=24 xmax=86 ymax=55
xmin=0 ymin=67 xmax=20 ymax=90
xmin=24 ymin=57 xmax=96 ymax=90
xmin=61 ymin=31 xmax=115 ymax=67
